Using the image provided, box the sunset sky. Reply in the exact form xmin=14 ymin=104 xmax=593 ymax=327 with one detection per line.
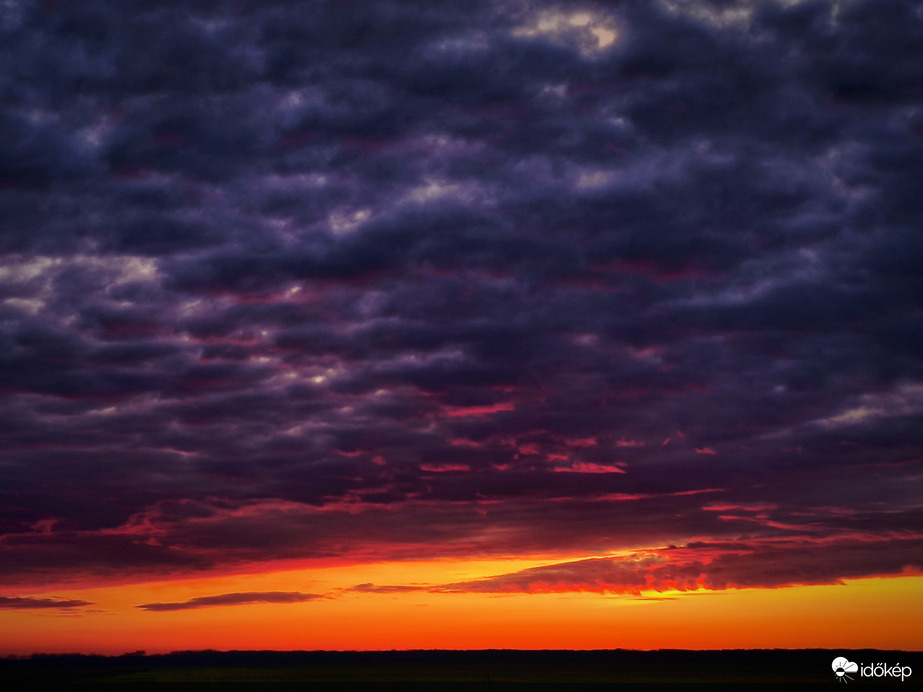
xmin=1 ymin=0 xmax=922 ymax=655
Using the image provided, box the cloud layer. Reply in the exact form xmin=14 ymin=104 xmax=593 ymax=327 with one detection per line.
xmin=1 ymin=0 xmax=921 ymax=594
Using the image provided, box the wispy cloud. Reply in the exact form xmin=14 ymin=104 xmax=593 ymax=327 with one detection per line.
xmin=136 ymin=591 xmax=322 ymax=612
xmin=435 ymin=535 xmax=923 ymax=594
xmin=0 ymin=596 xmax=93 ymax=610
xmin=349 ymin=583 xmax=427 ymax=594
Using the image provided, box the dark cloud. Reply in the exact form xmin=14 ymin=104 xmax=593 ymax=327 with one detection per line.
xmin=437 ymin=535 xmax=923 ymax=594
xmin=0 ymin=596 xmax=93 ymax=610
xmin=0 ymin=0 xmax=920 ymax=591
xmin=136 ymin=591 xmax=322 ymax=612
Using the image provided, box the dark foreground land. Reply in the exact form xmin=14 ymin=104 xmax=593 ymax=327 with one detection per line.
xmin=1 ymin=649 xmax=918 ymax=689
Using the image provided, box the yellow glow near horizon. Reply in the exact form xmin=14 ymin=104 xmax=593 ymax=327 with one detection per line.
xmin=1 ymin=558 xmax=921 ymax=655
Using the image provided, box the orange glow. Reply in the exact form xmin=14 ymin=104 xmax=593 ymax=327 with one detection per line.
xmin=1 ymin=559 xmax=920 ymax=655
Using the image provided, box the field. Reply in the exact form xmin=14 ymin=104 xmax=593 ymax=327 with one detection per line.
xmin=3 ymin=649 xmax=917 ymax=688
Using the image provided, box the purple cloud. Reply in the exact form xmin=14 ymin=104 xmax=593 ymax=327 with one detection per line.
xmin=136 ymin=591 xmax=322 ymax=612
xmin=0 ymin=0 xmax=920 ymax=593
xmin=0 ymin=596 xmax=93 ymax=610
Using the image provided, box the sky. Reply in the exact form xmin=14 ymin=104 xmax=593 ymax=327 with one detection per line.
xmin=1 ymin=0 xmax=922 ymax=654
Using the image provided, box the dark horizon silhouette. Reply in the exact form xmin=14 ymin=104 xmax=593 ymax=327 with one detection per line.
xmin=4 ymin=648 xmax=919 ymax=686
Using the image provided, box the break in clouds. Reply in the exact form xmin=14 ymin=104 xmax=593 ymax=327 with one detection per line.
xmin=1 ymin=0 xmax=922 ymax=598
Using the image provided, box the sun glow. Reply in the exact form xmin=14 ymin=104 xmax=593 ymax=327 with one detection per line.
xmin=2 ymin=559 xmax=920 ymax=655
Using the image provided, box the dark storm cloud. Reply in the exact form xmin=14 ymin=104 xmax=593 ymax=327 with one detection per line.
xmin=1 ymin=0 xmax=921 ymax=588
xmin=136 ymin=591 xmax=322 ymax=612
